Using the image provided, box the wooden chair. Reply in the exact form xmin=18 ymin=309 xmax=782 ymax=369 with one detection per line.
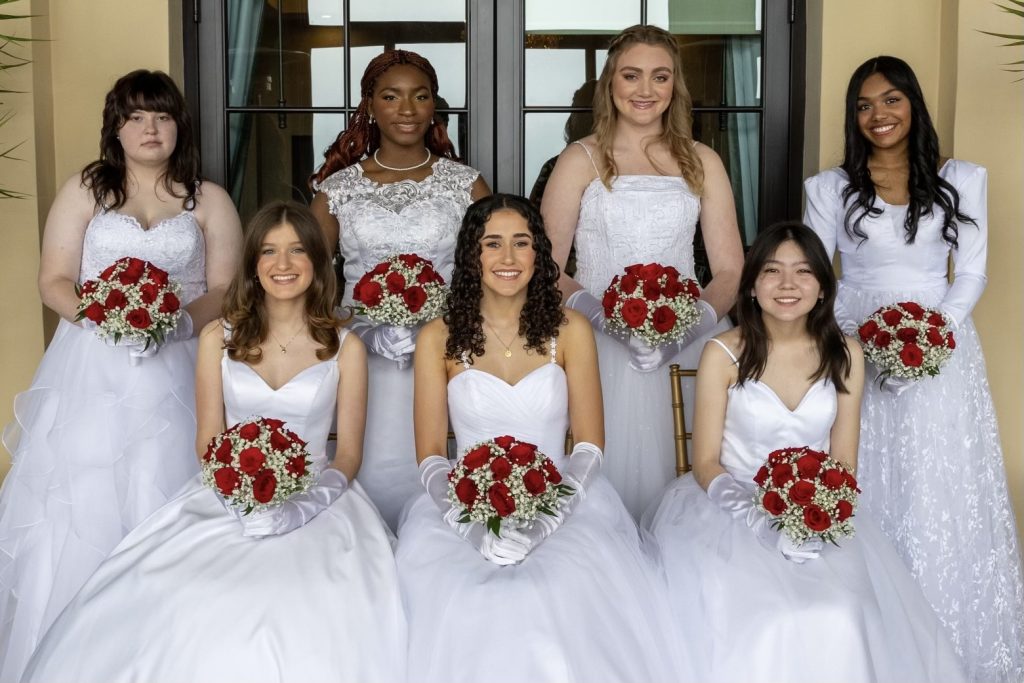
xmin=670 ymin=363 xmax=697 ymax=475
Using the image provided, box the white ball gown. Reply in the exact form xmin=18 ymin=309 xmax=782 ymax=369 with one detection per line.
xmin=571 ymin=142 xmax=730 ymax=519
xmin=396 ymin=348 xmax=692 ymax=683
xmin=644 ymin=339 xmax=966 ymax=683
xmin=0 ymin=210 xmax=206 ymax=683
xmin=315 ymin=158 xmax=479 ymax=530
xmin=22 ymin=328 xmax=406 ymax=683
xmin=805 ymin=161 xmax=1024 ymax=682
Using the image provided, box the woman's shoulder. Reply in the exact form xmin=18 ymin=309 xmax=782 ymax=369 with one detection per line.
xmin=419 ymin=317 xmax=450 ymax=347
xmin=432 ymin=157 xmax=482 ymax=187
xmin=803 ymin=167 xmax=849 ymax=199
xmin=940 ymin=158 xmax=986 ymax=190
xmin=313 ymin=163 xmax=364 ymax=196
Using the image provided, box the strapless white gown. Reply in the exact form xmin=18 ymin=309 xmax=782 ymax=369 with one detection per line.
xmin=644 ymin=347 xmax=966 ymax=683
xmin=22 ymin=330 xmax=406 ymax=683
xmin=396 ymin=361 xmax=692 ymax=683
xmin=316 ymin=158 xmax=479 ymax=530
xmin=0 ymin=210 xmax=206 ymax=683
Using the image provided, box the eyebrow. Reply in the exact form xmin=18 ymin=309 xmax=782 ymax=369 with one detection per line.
xmin=378 ymin=85 xmax=430 ymax=93
xmin=480 ymin=232 xmax=533 ymax=240
xmin=763 ymin=258 xmax=810 ymax=265
xmin=618 ymin=65 xmax=673 ymax=73
xmin=857 ymin=88 xmax=901 ymax=100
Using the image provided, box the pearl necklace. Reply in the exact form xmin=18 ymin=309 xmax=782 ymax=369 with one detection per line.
xmin=373 ymin=147 xmax=432 ymax=172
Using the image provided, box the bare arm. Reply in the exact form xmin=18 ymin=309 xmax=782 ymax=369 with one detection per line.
xmin=413 ymin=319 xmax=451 ymax=462
xmin=830 ymin=338 xmax=865 ymax=472
xmin=561 ymin=310 xmax=604 ymax=449
xmin=540 ymin=142 xmax=598 ymax=301
xmin=470 ymin=174 xmax=491 ymax=201
xmin=694 ymin=144 xmax=743 ymax=319
xmin=691 ymin=338 xmax=737 ymax=490
xmin=194 ymin=319 xmax=227 ymax=458
xmin=37 ymin=176 xmax=99 ymax=322
xmin=332 ymin=332 xmax=368 ymax=480
xmin=187 ymin=182 xmax=242 ymax=332
xmin=311 ymin=192 xmax=340 ymax=256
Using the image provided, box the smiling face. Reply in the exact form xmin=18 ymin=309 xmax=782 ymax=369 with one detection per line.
xmin=256 ymin=222 xmax=314 ymax=303
xmin=856 ymin=72 xmax=912 ymax=153
xmin=478 ymin=209 xmax=536 ymax=299
xmin=610 ymin=42 xmax=675 ymax=129
xmin=118 ymin=110 xmax=177 ymax=167
xmin=369 ymin=64 xmax=435 ymax=148
xmin=753 ymin=240 xmax=822 ymax=323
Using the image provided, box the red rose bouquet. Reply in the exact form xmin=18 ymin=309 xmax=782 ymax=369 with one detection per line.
xmin=352 ymin=253 xmax=446 ymax=326
xmin=753 ymin=446 xmax=859 ymax=546
xmin=601 ymin=262 xmax=703 ymax=347
xmin=447 ymin=435 xmax=574 ymax=536
xmin=76 ymin=256 xmax=182 ymax=350
xmin=857 ymin=302 xmax=954 ymax=381
xmin=201 ymin=416 xmax=315 ymax=514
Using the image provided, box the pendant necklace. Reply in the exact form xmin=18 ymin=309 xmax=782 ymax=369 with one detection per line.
xmin=373 ymin=147 xmax=431 ymax=172
xmin=484 ymin=320 xmax=516 ymax=358
xmin=270 ymin=325 xmax=304 ymax=354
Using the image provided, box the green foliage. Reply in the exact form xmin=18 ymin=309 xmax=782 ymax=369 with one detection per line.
xmin=0 ymin=0 xmax=32 ymax=199
xmin=979 ymin=0 xmax=1024 ymax=81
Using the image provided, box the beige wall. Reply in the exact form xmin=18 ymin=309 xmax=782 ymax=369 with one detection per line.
xmin=806 ymin=0 xmax=1024 ymax=546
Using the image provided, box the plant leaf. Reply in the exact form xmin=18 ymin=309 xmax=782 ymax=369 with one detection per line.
xmin=995 ymin=3 xmax=1024 ymax=17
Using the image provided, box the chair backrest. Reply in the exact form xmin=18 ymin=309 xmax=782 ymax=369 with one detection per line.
xmin=670 ymin=363 xmax=697 ymax=475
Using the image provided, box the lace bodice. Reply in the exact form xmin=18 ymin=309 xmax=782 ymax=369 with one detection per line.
xmin=80 ymin=210 xmax=207 ymax=304
xmin=574 ymin=175 xmax=701 ymax=295
xmin=315 ymin=158 xmax=479 ymax=304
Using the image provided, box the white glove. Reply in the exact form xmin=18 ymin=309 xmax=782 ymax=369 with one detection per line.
xmin=241 ymin=467 xmax=348 ymax=537
xmin=128 ymin=311 xmax=194 ymax=361
xmin=628 ymin=299 xmax=718 ymax=373
xmin=420 ymin=455 xmax=531 ymax=565
xmin=349 ymin=319 xmax=416 ymax=369
xmin=866 ymin=363 xmax=917 ymax=397
xmin=707 ymin=472 xmax=822 ymax=563
xmin=566 ymin=289 xmax=631 ymax=350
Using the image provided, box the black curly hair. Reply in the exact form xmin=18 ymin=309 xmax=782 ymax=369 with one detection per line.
xmin=444 ymin=194 xmax=564 ymax=363
xmin=840 ymin=56 xmax=974 ymax=246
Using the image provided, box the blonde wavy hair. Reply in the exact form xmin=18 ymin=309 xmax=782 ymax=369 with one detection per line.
xmin=591 ymin=24 xmax=704 ymax=195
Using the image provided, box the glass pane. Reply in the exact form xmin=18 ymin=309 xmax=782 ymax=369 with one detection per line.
xmin=662 ymin=0 xmax=761 ymax=34
xmin=525 ymin=0 xmax=639 ymax=33
xmin=677 ymin=34 xmax=761 ymax=107
xmin=524 ymin=109 xmax=596 ymax=204
xmin=227 ymin=0 xmax=346 ymax=108
xmin=693 ymin=111 xmax=760 ymax=245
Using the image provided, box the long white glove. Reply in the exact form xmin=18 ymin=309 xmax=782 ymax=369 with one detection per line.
xmin=128 ymin=311 xmax=194 ymax=361
xmin=628 ymin=299 xmax=719 ymax=373
xmin=349 ymin=319 xmax=416 ymax=369
xmin=707 ymin=472 xmax=823 ymax=563
xmin=420 ymin=455 xmax=531 ymax=565
xmin=866 ymin=363 xmax=916 ymax=397
xmin=566 ymin=289 xmax=631 ymax=350
xmin=241 ymin=467 xmax=349 ymax=537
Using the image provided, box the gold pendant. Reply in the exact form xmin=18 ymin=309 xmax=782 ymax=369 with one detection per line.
xmin=279 ymin=345 xmax=287 ymax=354
xmin=504 ymin=349 xmax=512 ymax=358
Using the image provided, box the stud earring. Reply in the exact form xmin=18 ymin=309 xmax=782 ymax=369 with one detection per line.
xmin=368 ymin=113 xmax=375 ymax=125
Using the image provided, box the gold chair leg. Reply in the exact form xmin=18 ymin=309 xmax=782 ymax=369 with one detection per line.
xmin=670 ymin=363 xmax=697 ymax=475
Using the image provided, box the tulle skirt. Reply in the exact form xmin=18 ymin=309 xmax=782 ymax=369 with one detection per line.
xmin=396 ymin=475 xmax=693 ymax=683
xmin=644 ymin=474 xmax=966 ymax=683
xmin=838 ymin=282 xmax=1024 ymax=682
xmin=0 ymin=320 xmax=199 ymax=683
xmin=594 ymin=317 xmax=730 ymax=520
xmin=22 ymin=476 xmax=406 ymax=683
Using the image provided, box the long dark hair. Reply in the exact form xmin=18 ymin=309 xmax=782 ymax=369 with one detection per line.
xmin=444 ymin=194 xmax=564 ymax=362
xmin=224 ymin=201 xmax=342 ymax=363
xmin=81 ymin=70 xmax=200 ymax=210
xmin=840 ymin=55 xmax=974 ymax=246
xmin=310 ymin=50 xmax=458 ymax=187
xmin=735 ymin=222 xmax=850 ymax=392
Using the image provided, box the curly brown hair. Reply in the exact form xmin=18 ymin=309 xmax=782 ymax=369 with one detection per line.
xmin=444 ymin=194 xmax=565 ymax=363
xmin=310 ymin=50 xmax=458 ymax=187
xmin=223 ymin=201 xmax=345 ymax=363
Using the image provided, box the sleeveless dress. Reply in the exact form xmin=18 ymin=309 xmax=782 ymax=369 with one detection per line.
xmin=395 ymin=340 xmax=692 ymax=683
xmin=804 ymin=162 xmax=1024 ymax=682
xmin=644 ymin=339 xmax=966 ymax=683
xmin=0 ymin=209 xmax=206 ymax=683
xmin=572 ymin=142 xmax=731 ymax=519
xmin=315 ymin=158 xmax=479 ymax=530
xmin=22 ymin=328 xmax=406 ymax=683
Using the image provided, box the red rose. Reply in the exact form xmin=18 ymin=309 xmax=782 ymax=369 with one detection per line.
xmin=810 ymin=449 xmax=827 ymax=463
xmin=490 ymin=456 xmax=511 ymax=480
xmin=215 ymin=439 xmax=233 ymax=464
xmin=118 ymin=259 xmax=146 ymax=285
xmin=767 ymin=449 xmax=790 ymax=466
xmin=858 ymin=320 xmax=879 ymax=343
xmin=663 ymin=265 xmax=681 ymax=282
xmin=105 ymin=289 xmax=128 ymax=309
xmin=238 ymin=422 xmax=261 ymax=441
xmin=487 ymin=482 xmax=516 ymax=517
xmin=82 ymin=301 xmax=106 ymax=324
xmin=542 ymin=460 xmax=562 ymax=484
xmin=788 ymin=480 xmax=816 ymax=506
xmin=821 ymin=468 xmax=845 ymax=490
xmin=126 ymin=308 xmax=152 ymax=330
xmin=803 ymin=504 xmax=832 ymax=531
xmin=661 ymin=278 xmax=683 ymax=297
xmin=900 ymin=343 xmax=924 ymax=367
xmin=927 ymin=312 xmax=946 ymax=327
xmin=288 ymin=430 xmax=307 ymax=448
xmin=455 ymin=476 xmax=478 ymax=507
xmin=508 ymin=442 xmax=537 ymax=466
xmin=80 ymin=280 xmax=98 ymax=296
xmin=874 ymin=330 xmax=892 ymax=348
xmin=270 ymin=430 xmax=291 ymax=452
xmin=602 ymin=289 xmax=619 ymax=318
xmin=494 ymin=435 xmax=516 ymax=451
xmin=463 ymin=445 xmax=491 ymax=471
xmin=836 ymin=499 xmax=854 ymax=521
xmin=762 ymin=490 xmax=787 ymax=516
xmin=398 ymin=253 xmax=425 ymax=269
xmin=238 ymin=447 xmax=266 ymax=475
xmin=385 ymin=271 xmax=406 ymax=294
xmin=623 ymin=264 xmax=642 ymax=276
xmin=898 ymin=301 xmax=924 ymax=320
xmin=159 ymin=292 xmax=180 ymax=314
xmin=262 ymin=417 xmax=284 ymax=430
xmin=148 ymin=266 xmax=169 ymax=286
xmin=753 ymin=465 xmax=770 ymax=487
xmin=285 ymin=456 xmax=306 ymax=477
xmin=99 ymin=263 xmax=118 ymax=280
xmin=945 ymin=332 xmax=956 ymax=349
xmin=651 ymin=305 xmax=677 ymax=334
xmin=416 ymin=267 xmax=436 ymax=285
xmin=214 ymin=467 xmax=241 ymax=496
xmin=358 ymin=281 xmax=383 ymax=308
xmin=642 ymin=280 xmax=661 ymax=301
xmin=896 ymin=327 xmax=919 ymax=343
xmin=771 ymin=463 xmax=795 ymax=488
xmin=139 ymin=282 xmax=160 ymax=304
xmin=523 ymin=469 xmax=547 ymax=495
xmin=925 ymin=326 xmax=943 ymax=346
xmin=795 ymin=454 xmax=821 ymax=479
xmin=620 ymin=299 xmax=649 ymax=329
xmin=370 ymin=262 xmax=390 ymax=276
xmin=684 ymin=280 xmax=701 ymax=299
xmin=620 ymin=273 xmax=639 ymax=295
xmin=252 ymin=469 xmax=277 ymax=503
xmin=402 ymin=286 xmax=427 ymax=313
xmin=843 ymin=470 xmax=860 ymax=492
xmin=638 ymin=263 xmax=664 ymax=280
xmin=881 ymin=309 xmax=903 ymax=327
